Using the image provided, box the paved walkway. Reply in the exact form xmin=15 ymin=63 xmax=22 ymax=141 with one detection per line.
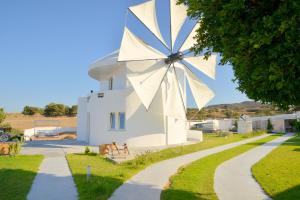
xmin=24 ymin=140 xmax=80 ymax=200
xmin=214 ymin=133 xmax=294 ymax=200
xmin=109 ymin=134 xmax=269 ymax=200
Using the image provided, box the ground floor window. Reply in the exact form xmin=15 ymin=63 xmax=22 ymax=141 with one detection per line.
xmin=118 ymin=112 xmax=126 ymax=130
xmin=109 ymin=112 xmax=126 ymax=130
xmin=110 ymin=112 xmax=116 ymax=129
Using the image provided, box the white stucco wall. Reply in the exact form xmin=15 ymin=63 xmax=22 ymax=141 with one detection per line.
xmin=271 ymin=119 xmax=285 ymax=132
xmin=238 ymin=120 xmax=253 ymax=134
xmin=86 ymin=85 xmax=167 ymax=147
xmin=218 ymin=119 xmax=233 ymax=131
xmin=167 ymin=117 xmax=187 ymax=144
xmin=100 ymin=67 xmax=126 ymax=91
xmin=78 ymin=56 xmax=189 ymax=147
xmin=187 ymin=130 xmax=203 ymax=141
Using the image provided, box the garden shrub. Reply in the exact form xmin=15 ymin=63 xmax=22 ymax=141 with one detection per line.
xmin=267 ymin=119 xmax=274 ymax=133
xmin=8 ymin=142 xmax=21 ymax=156
xmin=129 ymin=151 xmax=154 ymax=168
xmin=0 ymin=108 xmax=6 ymax=124
xmin=293 ymin=120 xmax=300 ymax=133
xmin=84 ymin=146 xmax=91 ymax=154
xmin=0 ymin=123 xmax=12 ymax=132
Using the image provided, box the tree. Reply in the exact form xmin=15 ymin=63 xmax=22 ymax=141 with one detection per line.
xmin=224 ymin=110 xmax=233 ymax=118
xmin=43 ymin=103 xmax=66 ymax=117
xmin=0 ymin=108 xmax=6 ymax=124
xmin=179 ymin=0 xmax=300 ymax=109
xmin=267 ymin=118 xmax=273 ymax=133
xmin=0 ymin=122 xmax=12 ymax=132
xmin=22 ymin=106 xmax=43 ymax=115
xmin=294 ymin=120 xmax=300 ymax=133
xmin=65 ymin=105 xmax=78 ymax=117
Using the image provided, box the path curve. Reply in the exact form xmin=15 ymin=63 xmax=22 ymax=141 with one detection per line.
xmin=214 ymin=133 xmax=294 ymax=200
xmin=109 ymin=134 xmax=269 ymax=200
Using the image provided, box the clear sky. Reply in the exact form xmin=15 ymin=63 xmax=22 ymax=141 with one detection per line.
xmin=0 ymin=0 xmax=249 ymax=112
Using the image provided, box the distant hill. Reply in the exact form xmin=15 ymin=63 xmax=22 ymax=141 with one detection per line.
xmin=187 ymin=101 xmax=288 ymax=120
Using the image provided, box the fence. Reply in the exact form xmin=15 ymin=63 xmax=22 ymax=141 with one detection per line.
xmin=24 ymin=127 xmax=77 ymax=138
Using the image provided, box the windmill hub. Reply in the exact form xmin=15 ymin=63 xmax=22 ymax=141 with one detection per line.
xmin=165 ymin=52 xmax=183 ymax=64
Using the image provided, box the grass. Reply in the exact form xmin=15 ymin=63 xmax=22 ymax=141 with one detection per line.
xmin=67 ymin=131 xmax=266 ymax=200
xmin=161 ymin=134 xmax=282 ymax=200
xmin=252 ymin=133 xmax=300 ymax=200
xmin=0 ymin=155 xmax=44 ymax=200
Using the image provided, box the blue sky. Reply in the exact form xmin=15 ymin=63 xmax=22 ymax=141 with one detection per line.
xmin=0 ymin=0 xmax=249 ymax=112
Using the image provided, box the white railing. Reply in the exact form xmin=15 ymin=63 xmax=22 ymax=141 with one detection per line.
xmin=24 ymin=127 xmax=77 ymax=138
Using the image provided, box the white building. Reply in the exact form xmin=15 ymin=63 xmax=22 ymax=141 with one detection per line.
xmin=189 ymin=119 xmax=233 ymax=132
xmin=77 ymin=51 xmax=188 ymax=147
xmin=251 ymin=112 xmax=300 ymax=133
xmin=77 ymin=0 xmax=218 ymax=147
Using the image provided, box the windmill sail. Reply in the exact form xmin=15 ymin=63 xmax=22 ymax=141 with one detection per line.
xmin=165 ymin=68 xmax=186 ymax=119
xmin=118 ymin=0 xmax=216 ymax=117
xmin=126 ymin=60 xmax=169 ymax=110
xmin=129 ymin=0 xmax=167 ymax=47
xmin=170 ymin=0 xmax=187 ymax=49
xmin=184 ymin=55 xmax=217 ymax=79
xmin=118 ymin=27 xmax=166 ymax=62
xmin=180 ymin=23 xmax=200 ymax=52
xmin=177 ymin=62 xmax=215 ymax=110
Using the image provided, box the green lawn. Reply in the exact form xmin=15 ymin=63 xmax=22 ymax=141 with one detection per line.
xmin=252 ymin=134 xmax=300 ymax=200
xmin=67 ymin=131 xmax=266 ymax=200
xmin=0 ymin=155 xmax=43 ymax=200
xmin=161 ymin=134 xmax=281 ymax=200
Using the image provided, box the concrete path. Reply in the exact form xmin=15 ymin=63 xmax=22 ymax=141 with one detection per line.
xmin=214 ymin=133 xmax=294 ymax=200
xmin=24 ymin=140 xmax=80 ymax=200
xmin=109 ymin=134 xmax=270 ymax=200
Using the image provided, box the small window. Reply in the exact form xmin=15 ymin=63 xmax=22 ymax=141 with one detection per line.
xmin=109 ymin=77 xmax=113 ymax=90
xmin=98 ymin=93 xmax=104 ymax=98
xmin=118 ymin=112 xmax=126 ymax=130
xmin=110 ymin=112 xmax=116 ymax=129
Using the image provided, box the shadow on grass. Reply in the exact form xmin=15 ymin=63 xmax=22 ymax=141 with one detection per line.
xmin=272 ymin=184 xmax=300 ymax=200
xmin=72 ymin=174 xmax=124 ymax=200
xmin=161 ymin=188 xmax=214 ymax=200
xmin=293 ymin=148 xmax=300 ymax=152
xmin=0 ymin=169 xmax=37 ymax=200
xmin=161 ymin=184 xmax=300 ymax=200
xmin=282 ymin=135 xmax=300 ymax=147
xmin=73 ymin=152 xmax=98 ymax=156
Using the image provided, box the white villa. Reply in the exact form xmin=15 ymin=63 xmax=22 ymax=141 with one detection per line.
xmin=251 ymin=112 xmax=300 ymax=132
xmin=77 ymin=51 xmax=189 ymax=147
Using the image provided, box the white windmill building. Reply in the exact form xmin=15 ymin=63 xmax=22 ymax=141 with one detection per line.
xmin=77 ymin=0 xmax=217 ymax=147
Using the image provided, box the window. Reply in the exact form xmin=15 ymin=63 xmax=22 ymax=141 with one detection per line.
xmin=118 ymin=112 xmax=126 ymax=130
xmin=109 ymin=77 xmax=113 ymax=90
xmin=98 ymin=93 xmax=104 ymax=98
xmin=109 ymin=112 xmax=126 ymax=131
xmin=110 ymin=112 xmax=116 ymax=129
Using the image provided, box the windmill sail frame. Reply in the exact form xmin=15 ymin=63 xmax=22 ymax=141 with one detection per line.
xmin=118 ymin=0 xmax=217 ymax=119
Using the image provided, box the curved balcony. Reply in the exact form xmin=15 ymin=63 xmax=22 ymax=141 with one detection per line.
xmin=88 ymin=50 xmax=123 ymax=81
